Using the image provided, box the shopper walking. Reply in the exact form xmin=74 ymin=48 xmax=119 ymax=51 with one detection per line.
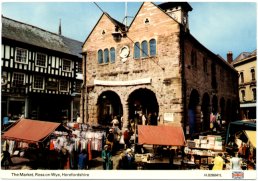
xmin=102 ymin=145 xmax=112 ymax=170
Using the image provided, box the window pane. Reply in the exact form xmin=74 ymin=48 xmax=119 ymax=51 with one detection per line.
xmin=240 ymin=72 xmax=244 ymax=83
xmin=62 ymin=59 xmax=71 ymax=72
xmin=33 ymin=75 xmax=44 ymax=89
xmin=98 ymin=50 xmax=103 ymax=64
xmin=13 ymin=73 xmax=25 ymax=86
xmin=251 ymin=69 xmax=255 ymax=80
xmin=110 ymin=47 xmax=116 ymax=63
xmin=36 ymin=53 xmax=47 ymax=67
xmin=134 ymin=42 xmax=140 ymax=59
xmin=141 ymin=41 xmax=148 ymax=58
xmin=104 ymin=49 xmax=109 ymax=63
xmin=253 ymin=89 xmax=256 ymax=101
xmin=16 ymin=48 xmax=27 ymax=63
xmin=77 ymin=61 xmax=82 ymax=73
xmin=60 ymin=80 xmax=68 ymax=92
xmin=149 ymin=39 xmax=156 ymax=56
xmin=241 ymin=90 xmax=245 ymax=101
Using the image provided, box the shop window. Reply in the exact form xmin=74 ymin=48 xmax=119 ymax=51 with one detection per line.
xmin=62 ymin=59 xmax=71 ymax=72
xmin=15 ymin=47 xmax=27 ymax=64
xmin=12 ymin=72 xmax=25 ymax=87
xmin=104 ymin=48 xmax=109 ymax=63
xmin=134 ymin=42 xmax=140 ymax=59
xmin=33 ymin=75 xmax=44 ymax=90
xmin=149 ymin=39 xmax=156 ymax=57
xmin=98 ymin=50 xmax=103 ymax=64
xmin=60 ymin=80 xmax=69 ymax=92
xmin=36 ymin=53 xmax=47 ymax=67
xmin=252 ymin=88 xmax=256 ymax=101
xmin=9 ymin=100 xmax=25 ymax=120
xmin=141 ymin=40 xmax=148 ymax=58
xmin=110 ymin=47 xmax=116 ymax=63
xmin=251 ymin=68 xmax=255 ymax=81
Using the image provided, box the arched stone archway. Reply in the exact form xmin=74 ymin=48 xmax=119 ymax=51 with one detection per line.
xmin=97 ymin=91 xmax=123 ymax=127
xmin=201 ymin=93 xmax=210 ymax=131
xmin=188 ymin=89 xmax=200 ymax=138
xmin=127 ymin=88 xmax=159 ymax=126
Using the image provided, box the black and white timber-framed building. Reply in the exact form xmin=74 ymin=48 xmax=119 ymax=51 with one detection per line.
xmin=1 ymin=16 xmax=83 ymax=123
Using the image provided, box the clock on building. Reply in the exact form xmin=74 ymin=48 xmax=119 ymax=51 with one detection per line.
xmin=119 ymin=46 xmax=130 ymax=62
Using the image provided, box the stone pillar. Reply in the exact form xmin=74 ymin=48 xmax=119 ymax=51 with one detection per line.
xmin=121 ymin=102 xmax=129 ymax=131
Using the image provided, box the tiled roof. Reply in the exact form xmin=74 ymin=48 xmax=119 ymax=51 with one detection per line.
xmin=234 ymin=49 xmax=256 ymax=62
xmin=2 ymin=16 xmax=82 ymax=58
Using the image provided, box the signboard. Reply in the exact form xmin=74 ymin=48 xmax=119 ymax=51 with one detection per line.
xmin=164 ymin=113 xmax=174 ymax=122
xmin=94 ymin=78 xmax=151 ymax=86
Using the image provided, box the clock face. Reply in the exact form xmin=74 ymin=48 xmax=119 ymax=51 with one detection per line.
xmin=119 ymin=46 xmax=130 ymax=58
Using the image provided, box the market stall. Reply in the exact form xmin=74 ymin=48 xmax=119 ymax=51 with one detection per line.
xmin=225 ymin=120 xmax=256 ymax=170
xmin=184 ymin=135 xmax=226 ymax=170
xmin=1 ymin=119 xmax=69 ymax=169
xmin=135 ymin=125 xmax=186 ymax=169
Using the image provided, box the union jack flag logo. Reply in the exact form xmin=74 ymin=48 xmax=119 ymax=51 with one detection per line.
xmin=232 ymin=171 xmax=244 ymax=179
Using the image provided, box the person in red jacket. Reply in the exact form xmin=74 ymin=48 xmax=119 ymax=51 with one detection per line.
xmin=123 ymin=128 xmax=130 ymax=149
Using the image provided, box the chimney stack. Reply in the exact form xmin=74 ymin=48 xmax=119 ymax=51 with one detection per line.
xmin=227 ymin=51 xmax=233 ymax=64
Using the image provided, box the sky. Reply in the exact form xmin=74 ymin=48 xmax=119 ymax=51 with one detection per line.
xmin=1 ymin=1 xmax=257 ymax=60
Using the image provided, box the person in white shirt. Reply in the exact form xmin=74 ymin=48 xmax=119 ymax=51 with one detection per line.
xmin=230 ymin=153 xmax=242 ymax=170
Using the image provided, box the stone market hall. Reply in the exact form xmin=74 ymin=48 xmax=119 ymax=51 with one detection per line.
xmin=81 ymin=2 xmax=239 ymax=136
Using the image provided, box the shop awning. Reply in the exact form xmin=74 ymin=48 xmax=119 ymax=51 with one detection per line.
xmin=2 ymin=119 xmax=61 ymax=143
xmin=244 ymin=130 xmax=256 ymax=148
xmin=138 ymin=125 xmax=185 ymax=146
